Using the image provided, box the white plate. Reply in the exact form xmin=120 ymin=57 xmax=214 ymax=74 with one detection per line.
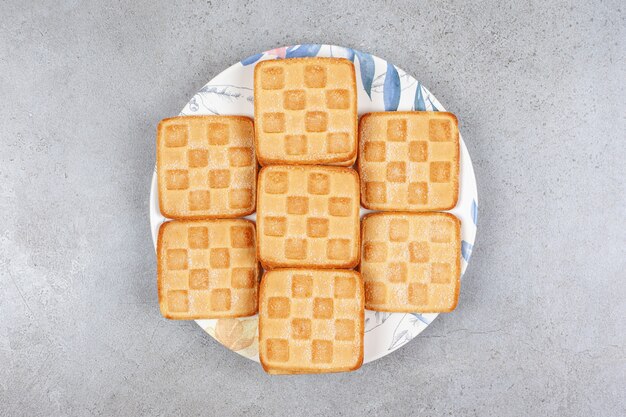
xmin=150 ymin=44 xmax=478 ymax=363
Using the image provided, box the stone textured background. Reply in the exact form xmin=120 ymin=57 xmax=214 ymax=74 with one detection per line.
xmin=1 ymin=1 xmax=624 ymax=416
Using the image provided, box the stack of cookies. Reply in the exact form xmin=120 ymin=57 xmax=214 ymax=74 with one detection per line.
xmin=155 ymin=56 xmax=461 ymax=375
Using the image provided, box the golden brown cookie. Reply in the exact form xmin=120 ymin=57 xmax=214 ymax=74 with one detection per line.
xmin=258 ymin=269 xmax=364 ymax=374
xmin=254 ymin=58 xmax=357 ymax=166
xmin=157 ymin=219 xmax=259 ymax=319
xmin=358 ymin=111 xmax=459 ymax=211
xmin=256 ymin=165 xmax=360 ymax=269
xmin=157 ymin=116 xmax=256 ymax=219
xmin=360 ymin=212 xmax=461 ymax=312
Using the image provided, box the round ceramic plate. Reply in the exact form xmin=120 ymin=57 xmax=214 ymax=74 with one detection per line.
xmin=150 ymin=44 xmax=478 ymax=363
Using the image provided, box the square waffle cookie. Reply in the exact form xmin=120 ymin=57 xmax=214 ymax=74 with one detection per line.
xmin=358 ymin=111 xmax=459 ymax=211
xmin=157 ymin=116 xmax=256 ymax=219
xmin=254 ymin=57 xmax=357 ymax=166
xmin=157 ymin=219 xmax=259 ymax=319
xmin=258 ymin=269 xmax=364 ymax=374
xmin=360 ymin=212 xmax=461 ymax=312
xmin=256 ymin=165 xmax=360 ymax=269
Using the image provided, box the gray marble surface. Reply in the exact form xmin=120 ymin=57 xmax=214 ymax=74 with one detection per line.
xmin=1 ymin=1 xmax=624 ymax=416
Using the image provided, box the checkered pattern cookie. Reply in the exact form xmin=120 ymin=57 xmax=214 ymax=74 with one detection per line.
xmin=157 ymin=116 xmax=256 ymax=219
xmin=254 ymin=58 xmax=357 ymax=166
xmin=360 ymin=212 xmax=461 ymax=312
xmin=157 ymin=219 xmax=259 ymax=319
xmin=358 ymin=111 xmax=459 ymax=211
xmin=256 ymin=165 xmax=360 ymax=269
xmin=259 ymin=269 xmax=364 ymax=374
